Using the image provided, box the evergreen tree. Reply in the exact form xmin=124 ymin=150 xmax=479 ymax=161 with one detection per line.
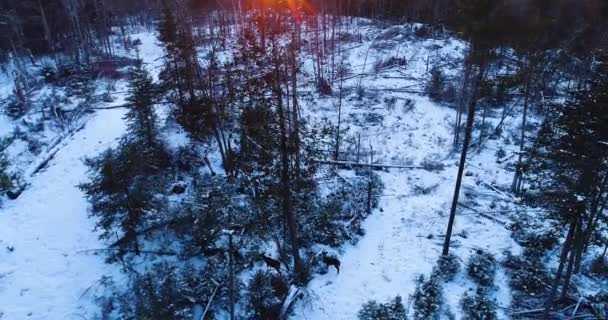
xmin=125 ymin=58 xmax=159 ymax=147
xmin=247 ymin=271 xmax=282 ymax=320
xmin=157 ymin=0 xmax=205 ymax=134
xmin=426 ymin=65 xmax=447 ymax=102
xmin=527 ymin=53 xmax=608 ymax=317
xmin=460 ymin=288 xmax=497 ymax=320
xmin=358 ymin=296 xmax=407 ymax=320
xmin=0 ymin=141 xmax=13 ymax=197
xmin=412 ymin=273 xmax=443 ymax=319
xmin=80 ymin=142 xmax=168 ymax=256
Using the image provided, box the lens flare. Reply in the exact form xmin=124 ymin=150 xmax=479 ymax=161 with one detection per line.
xmin=247 ymin=0 xmax=316 ymax=19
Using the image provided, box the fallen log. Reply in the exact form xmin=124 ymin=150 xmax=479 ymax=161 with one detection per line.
xmin=312 ymin=159 xmax=428 ymax=170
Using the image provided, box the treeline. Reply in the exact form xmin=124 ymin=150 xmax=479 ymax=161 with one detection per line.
xmin=2 ymin=0 xmax=606 ymax=66
xmin=0 ymin=0 xmax=161 ymax=64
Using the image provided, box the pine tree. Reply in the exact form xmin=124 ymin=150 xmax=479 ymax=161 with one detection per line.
xmin=157 ymin=0 xmax=205 ymax=133
xmin=247 ymin=271 xmax=282 ymax=320
xmin=80 ymin=142 xmax=168 ymax=257
xmin=358 ymin=296 xmax=407 ymax=320
xmin=426 ymin=65 xmax=446 ymax=102
xmin=125 ymin=58 xmax=159 ymax=147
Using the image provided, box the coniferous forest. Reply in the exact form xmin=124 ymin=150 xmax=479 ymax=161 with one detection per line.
xmin=0 ymin=1 xmax=607 ymax=319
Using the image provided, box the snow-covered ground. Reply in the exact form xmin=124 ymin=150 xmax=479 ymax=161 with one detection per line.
xmin=0 ymin=107 xmax=127 ymax=320
xmin=293 ymin=96 xmax=519 ymax=319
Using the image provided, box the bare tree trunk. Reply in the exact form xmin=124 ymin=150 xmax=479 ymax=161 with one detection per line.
xmin=512 ymin=75 xmax=530 ymax=193
xmin=580 ymin=175 xmax=608 ymax=256
xmin=367 ymin=145 xmax=373 ymax=215
xmin=37 ymin=0 xmax=57 ymax=65
xmin=454 ymin=54 xmax=471 ymax=146
xmin=544 ymin=218 xmax=577 ymax=319
xmin=334 ymin=63 xmax=344 ymax=161
xmin=272 ymin=36 xmax=302 ymax=277
xmin=228 ymin=230 xmax=235 ymax=320
xmin=561 ymin=216 xmax=582 ymax=299
xmin=290 ymin=29 xmax=302 ymax=187
xmin=443 ymin=63 xmax=484 ymax=256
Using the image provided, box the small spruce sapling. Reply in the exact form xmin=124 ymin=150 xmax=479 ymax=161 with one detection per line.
xmin=460 ymin=288 xmax=497 ymax=320
xmin=466 ymin=250 xmax=496 ymax=287
xmin=412 ymin=273 xmax=443 ymax=319
xmin=358 ymin=296 xmax=407 ymax=320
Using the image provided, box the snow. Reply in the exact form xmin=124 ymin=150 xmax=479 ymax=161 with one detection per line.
xmin=0 ymin=108 xmax=126 ymax=320
xmin=0 ymin=115 xmax=12 ymax=138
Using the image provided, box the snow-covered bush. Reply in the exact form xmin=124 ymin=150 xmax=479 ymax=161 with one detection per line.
xmin=412 ymin=273 xmax=443 ymax=319
xmin=426 ymin=66 xmax=446 ymax=103
xmin=0 ymin=144 xmax=12 ymax=195
xmin=588 ymin=291 xmax=608 ymax=319
xmin=509 ymin=215 xmax=559 ymax=257
xmin=317 ymin=77 xmax=333 ymax=95
xmin=247 ymin=271 xmax=283 ymax=319
xmin=358 ymin=296 xmax=407 ymax=320
xmin=356 ymin=86 xmax=366 ymax=101
xmin=503 ymin=251 xmax=549 ymax=296
xmin=402 ymin=99 xmax=415 ymax=113
xmin=0 ymin=138 xmax=19 ymax=204
xmin=4 ymin=81 xmax=29 ymax=119
xmin=495 ymin=147 xmax=506 ymax=160
xmin=466 ymin=250 xmax=496 ymax=287
xmin=413 ymin=25 xmax=433 ymax=39
xmin=374 ymin=56 xmax=407 ymax=74
xmin=384 ymin=96 xmax=398 ymax=112
xmin=294 ymin=257 xmax=314 ymax=286
xmin=302 ymin=171 xmax=384 ymax=248
xmin=307 ymin=196 xmax=351 ymax=247
xmin=118 ymin=263 xmax=218 ymax=320
xmin=420 ymin=154 xmax=445 ymax=171
xmin=436 ymin=254 xmax=460 ymax=281
xmin=460 ymin=288 xmax=497 ymax=320
xmin=173 ymin=144 xmax=204 ymax=172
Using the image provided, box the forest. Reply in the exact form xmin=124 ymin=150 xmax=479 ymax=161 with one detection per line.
xmin=0 ymin=0 xmax=607 ymax=319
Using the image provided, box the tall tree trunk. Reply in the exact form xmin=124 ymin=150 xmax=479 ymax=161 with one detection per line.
xmin=37 ymin=0 xmax=57 ymax=65
xmin=561 ymin=216 xmax=582 ymax=299
xmin=290 ymin=30 xmax=302 ymax=187
xmin=544 ymin=217 xmax=577 ymax=319
xmin=272 ymin=37 xmax=302 ymax=277
xmin=454 ymin=54 xmax=471 ymax=146
xmin=334 ymin=64 xmax=343 ymax=161
xmin=512 ymin=75 xmax=530 ymax=193
xmin=442 ymin=63 xmax=484 ymax=256
xmin=580 ymin=175 xmax=608 ymax=256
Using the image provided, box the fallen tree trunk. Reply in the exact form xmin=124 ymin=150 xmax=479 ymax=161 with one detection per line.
xmin=312 ymin=159 xmax=429 ymax=170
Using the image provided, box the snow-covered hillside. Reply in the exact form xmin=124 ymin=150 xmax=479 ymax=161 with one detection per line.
xmin=291 ymin=25 xmax=522 ymax=319
xmin=0 ymin=18 xmax=604 ymax=320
